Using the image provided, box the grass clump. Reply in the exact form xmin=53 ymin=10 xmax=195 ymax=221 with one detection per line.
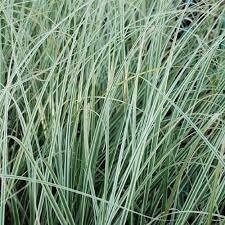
xmin=1 ymin=0 xmax=225 ymax=224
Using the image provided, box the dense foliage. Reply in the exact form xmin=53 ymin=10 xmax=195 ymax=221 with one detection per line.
xmin=1 ymin=0 xmax=225 ymax=224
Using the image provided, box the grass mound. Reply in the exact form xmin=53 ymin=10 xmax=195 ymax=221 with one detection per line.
xmin=1 ymin=0 xmax=225 ymax=224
